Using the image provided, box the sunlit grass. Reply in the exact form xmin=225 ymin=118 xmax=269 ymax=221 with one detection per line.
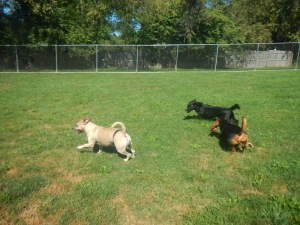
xmin=0 ymin=71 xmax=300 ymax=224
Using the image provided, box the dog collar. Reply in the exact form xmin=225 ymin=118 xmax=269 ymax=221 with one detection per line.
xmin=113 ymin=130 xmax=121 ymax=138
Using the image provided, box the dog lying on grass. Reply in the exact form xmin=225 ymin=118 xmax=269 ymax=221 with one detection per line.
xmin=73 ymin=119 xmax=135 ymax=161
xmin=210 ymin=116 xmax=254 ymax=151
xmin=185 ymin=99 xmax=240 ymax=123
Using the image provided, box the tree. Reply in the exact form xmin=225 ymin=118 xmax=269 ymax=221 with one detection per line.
xmin=23 ymin=0 xmax=113 ymax=44
xmin=270 ymin=0 xmax=300 ymax=42
xmin=135 ymin=0 xmax=183 ymax=44
xmin=229 ymin=0 xmax=300 ymax=42
xmin=0 ymin=0 xmax=33 ymax=44
xmin=0 ymin=0 xmax=114 ymax=44
xmin=0 ymin=0 xmax=299 ymax=44
xmin=179 ymin=0 xmax=244 ymax=43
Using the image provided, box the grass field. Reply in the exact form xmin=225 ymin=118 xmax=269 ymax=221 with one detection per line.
xmin=0 ymin=71 xmax=300 ymax=224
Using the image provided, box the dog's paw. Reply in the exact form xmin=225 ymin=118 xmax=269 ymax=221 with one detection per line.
xmin=248 ymin=142 xmax=254 ymax=148
xmin=210 ymin=125 xmax=218 ymax=132
xmin=77 ymin=146 xmax=83 ymax=149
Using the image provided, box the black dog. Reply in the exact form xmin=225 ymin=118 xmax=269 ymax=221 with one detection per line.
xmin=185 ymin=99 xmax=240 ymax=123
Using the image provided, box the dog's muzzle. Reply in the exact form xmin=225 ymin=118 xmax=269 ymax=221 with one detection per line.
xmin=73 ymin=127 xmax=83 ymax=134
xmin=186 ymin=108 xmax=191 ymax=113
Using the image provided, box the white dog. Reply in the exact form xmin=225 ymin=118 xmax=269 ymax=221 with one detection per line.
xmin=73 ymin=119 xmax=135 ymax=161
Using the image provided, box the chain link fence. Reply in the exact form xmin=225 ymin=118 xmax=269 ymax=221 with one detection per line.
xmin=0 ymin=43 xmax=299 ymax=72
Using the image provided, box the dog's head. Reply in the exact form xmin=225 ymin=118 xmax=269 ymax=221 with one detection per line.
xmin=185 ymin=99 xmax=203 ymax=113
xmin=73 ymin=118 xmax=90 ymax=134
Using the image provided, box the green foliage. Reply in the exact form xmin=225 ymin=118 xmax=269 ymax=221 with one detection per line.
xmin=135 ymin=0 xmax=182 ymax=44
xmin=1 ymin=0 xmax=299 ymax=44
xmin=230 ymin=0 xmax=300 ymax=42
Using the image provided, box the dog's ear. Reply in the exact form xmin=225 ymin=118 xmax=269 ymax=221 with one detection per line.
xmin=83 ymin=118 xmax=90 ymax=124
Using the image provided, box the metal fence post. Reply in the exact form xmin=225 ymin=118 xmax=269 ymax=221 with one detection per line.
xmin=15 ymin=45 xmax=19 ymax=72
xmin=136 ymin=46 xmax=139 ymax=72
xmin=55 ymin=45 xmax=58 ymax=72
xmin=175 ymin=45 xmax=179 ymax=72
xmin=214 ymin=44 xmax=219 ymax=72
xmin=296 ymin=43 xmax=300 ymax=70
xmin=96 ymin=44 xmax=98 ymax=72
xmin=254 ymin=43 xmax=260 ymax=71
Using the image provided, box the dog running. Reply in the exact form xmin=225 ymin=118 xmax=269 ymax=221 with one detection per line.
xmin=185 ymin=99 xmax=240 ymax=123
xmin=210 ymin=116 xmax=254 ymax=151
xmin=73 ymin=119 xmax=135 ymax=161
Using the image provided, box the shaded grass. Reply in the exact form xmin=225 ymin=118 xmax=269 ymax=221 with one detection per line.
xmin=0 ymin=71 xmax=300 ymax=224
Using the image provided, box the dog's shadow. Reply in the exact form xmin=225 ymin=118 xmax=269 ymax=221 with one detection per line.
xmin=184 ymin=115 xmax=231 ymax=151
xmin=183 ymin=115 xmax=215 ymax=121
xmin=80 ymin=144 xmax=129 ymax=160
xmin=209 ymin=132 xmax=231 ymax=152
xmin=183 ymin=115 xmax=199 ymax=120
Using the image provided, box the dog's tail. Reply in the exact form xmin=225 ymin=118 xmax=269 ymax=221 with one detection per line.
xmin=230 ymin=104 xmax=240 ymax=111
xmin=238 ymin=117 xmax=247 ymax=136
xmin=111 ymin=122 xmax=126 ymax=135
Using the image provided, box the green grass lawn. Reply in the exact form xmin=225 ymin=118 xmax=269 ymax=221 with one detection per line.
xmin=0 ymin=71 xmax=300 ymax=224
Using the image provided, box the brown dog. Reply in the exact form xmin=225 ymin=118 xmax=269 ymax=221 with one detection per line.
xmin=73 ymin=119 xmax=135 ymax=161
xmin=210 ymin=117 xmax=253 ymax=151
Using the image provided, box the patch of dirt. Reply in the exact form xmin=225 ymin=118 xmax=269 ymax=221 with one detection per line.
xmin=163 ymin=198 xmax=190 ymax=220
xmin=6 ymin=167 xmax=18 ymax=176
xmin=69 ymin=219 xmax=86 ymax=225
xmin=18 ymin=192 xmax=65 ymax=225
xmin=197 ymin=153 xmax=211 ymax=170
xmin=151 ymin=152 xmax=158 ymax=157
xmin=113 ymin=193 xmax=145 ymax=225
xmin=62 ymin=172 xmax=82 ymax=183
xmin=42 ymin=182 xmax=65 ymax=194
xmin=242 ymin=188 xmax=263 ymax=195
xmin=254 ymin=146 xmax=268 ymax=154
xmin=271 ymin=184 xmax=289 ymax=193
xmin=113 ymin=190 xmax=210 ymax=225
xmin=43 ymin=124 xmax=52 ymax=129
xmin=54 ymin=168 xmax=82 ymax=183
xmin=0 ymin=83 xmax=14 ymax=91
xmin=19 ymin=200 xmax=46 ymax=225
xmin=0 ymin=207 xmax=14 ymax=225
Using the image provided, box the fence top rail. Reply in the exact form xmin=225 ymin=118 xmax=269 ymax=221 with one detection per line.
xmin=0 ymin=42 xmax=299 ymax=47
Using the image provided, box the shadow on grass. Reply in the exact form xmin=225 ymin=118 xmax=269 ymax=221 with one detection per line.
xmin=183 ymin=115 xmax=215 ymax=121
xmin=183 ymin=115 xmax=199 ymax=120
xmin=79 ymin=144 xmax=132 ymax=160
xmin=184 ymin=115 xmax=232 ymax=152
xmin=183 ymin=114 xmax=232 ymax=152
